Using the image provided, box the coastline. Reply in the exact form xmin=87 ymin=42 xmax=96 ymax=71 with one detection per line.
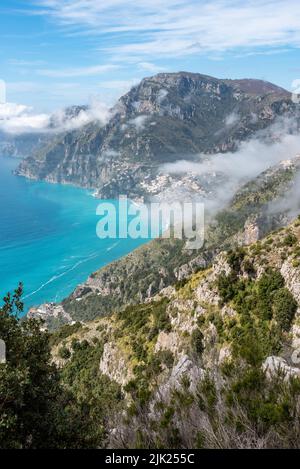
xmin=0 ymin=156 xmax=150 ymax=314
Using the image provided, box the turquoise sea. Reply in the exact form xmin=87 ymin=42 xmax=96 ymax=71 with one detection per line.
xmin=0 ymin=156 xmax=148 ymax=314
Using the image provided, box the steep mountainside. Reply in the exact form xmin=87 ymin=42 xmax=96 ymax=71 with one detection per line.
xmin=28 ymin=156 xmax=300 ymax=328
xmin=50 ymin=216 xmax=300 ymax=448
xmin=17 ymin=73 xmax=296 ymax=199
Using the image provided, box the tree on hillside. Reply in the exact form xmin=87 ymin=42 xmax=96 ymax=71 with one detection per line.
xmin=0 ymin=284 xmax=76 ymax=448
xmin=0 ymin=284 xmax=122 ymax=449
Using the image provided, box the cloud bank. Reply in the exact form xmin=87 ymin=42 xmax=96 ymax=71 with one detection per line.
xmin=161 ymin=116 xmax=300 ymax=212
xmin=0 ymin=103 xmax=50 ymax=133
xmin=162 ymin=133 xmax=300 ymax=182
xmin=0 ymin=99 xmax=111 ymax=134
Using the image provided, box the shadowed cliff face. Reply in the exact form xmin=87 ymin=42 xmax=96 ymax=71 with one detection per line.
xmin=0 ymin=131 xmax=48 ymax=158
xmin=17 ymin=72 xmax=296 ymax=198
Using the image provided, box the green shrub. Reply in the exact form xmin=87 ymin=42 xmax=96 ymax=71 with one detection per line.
xmin=227 ymin=248 xmax=245 ymax=273
xmin=50 ymin=322 xmax=83 ymax=346
xmin=58 ymin=346 xmax=71 ymax=360
xmin=217 ymin=272 xmax=238 ymax=303
xmin=155 ymin=350 xmax=174 ymax=368
xmin=174 ymin=278 xmax=189 ymax=291
xmin=257 ymin=268 xmax=285 ymax=298
xmin=132 ymin=341 xmax=147 ymax=361
xmin=282 ymin=233 xmax=297 ymax=247
xmin=243 ymin=258 xmax=256 ymax=276
xmin=152 ymin=300 xmax=172 ymax=332
xmin=272 ymin=288 xmax=298 ymax=331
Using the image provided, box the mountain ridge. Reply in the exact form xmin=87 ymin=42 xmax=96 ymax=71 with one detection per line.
xmin=28 ymin=155 xmax=300 ymax=329
xmin=49 ymin=213 xmax=300 ymax=448
xmin=16 ymin=72 xmax=296 ymax=200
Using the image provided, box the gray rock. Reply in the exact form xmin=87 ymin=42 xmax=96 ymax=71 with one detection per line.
xmin=263 ymin=356 xmax=300 ymax=380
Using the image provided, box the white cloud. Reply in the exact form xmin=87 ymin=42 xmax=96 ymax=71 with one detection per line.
xmin=0 ymin=98 xmax=111 ymax=134
xmin=0 ymin=102 xmax=50 ymax=133
xmin=157 ymin=89 xmax=168 ymax=104
xmin=37 ymin=64 xmax=119 ymax=77
xmin=160 ymin=118 xmax=300 ymax=213
xmin=225 ymin=112 xmax=239 ymax=127
xmin=0 ymin=102 xmax=32 ymax=119
xmin=52 ymin=99 xmax=111 ymax=130
xmin=34 ymin=0 xmax=300 ymax=60
xmin=161 ymin=117 xmax=300 ymax=188
xmin=234 ymin=48 xmax=290 ymax=58
xmin=128 ymin=115 xmax=148 ymax=131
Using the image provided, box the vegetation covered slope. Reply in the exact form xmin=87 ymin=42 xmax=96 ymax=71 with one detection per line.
xmin=0 ymin=285 xmax=123 ymax=448
xmin=48 ymin=216 xmax=300 ymax=449
xmin=29 ymin=156 xmax=300 ymax=327
xmin=2 ymin=215 xmax=300 ymax=448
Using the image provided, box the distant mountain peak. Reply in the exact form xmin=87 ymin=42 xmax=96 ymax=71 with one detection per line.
xmin=135 ymin=71 xmax=289 ymax=97
xmin=17 ymin=71 xmax=297 ymax=198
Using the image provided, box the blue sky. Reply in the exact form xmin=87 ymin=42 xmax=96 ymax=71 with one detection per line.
xmin=1 ymin=0 xmax=300 ymax=113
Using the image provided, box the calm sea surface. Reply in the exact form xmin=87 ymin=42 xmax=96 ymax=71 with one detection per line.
xmin=0 ymin=156 xmax=148 ymax=313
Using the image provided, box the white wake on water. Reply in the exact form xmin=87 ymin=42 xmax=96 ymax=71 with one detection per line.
xmin=23 ymin=251 xmax=100 ymax=300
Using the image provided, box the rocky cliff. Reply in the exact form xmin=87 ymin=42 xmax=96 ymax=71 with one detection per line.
xmin=17 ymin=72 xmax=296 ymax=199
